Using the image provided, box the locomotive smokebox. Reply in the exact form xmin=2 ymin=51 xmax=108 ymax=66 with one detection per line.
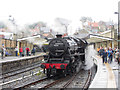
xmin=56 ymin=34 xmax=62 ymax=38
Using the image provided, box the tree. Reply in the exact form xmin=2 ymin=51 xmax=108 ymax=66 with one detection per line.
xmin=80 ymin=17 xmax=92 ymax=24
xmin=28 ymin=21 xmax=46 ymax=29
xmin=80 ymin=17 xmax=87 ymax=24
xmin=80 ymin=17 xmax=92 ymax=29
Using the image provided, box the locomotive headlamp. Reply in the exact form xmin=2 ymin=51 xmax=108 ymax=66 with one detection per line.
xmin=60 ymin=65 xmax=65 ymax=69
xmin=40 ymin=64 xmax=45 ymax=69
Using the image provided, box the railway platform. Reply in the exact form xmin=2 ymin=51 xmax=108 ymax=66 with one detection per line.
xmin=0 ymin=52 xmax=45 ymax=77
xmin=0 ymin=52 xmax=45 ymax=62
xmin=89 ymin=55 xmax=118 ymax=89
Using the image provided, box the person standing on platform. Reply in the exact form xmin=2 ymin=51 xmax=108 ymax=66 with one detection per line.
xmin=1 ymin=47 xmax=4 ymax=59
xmin=26 ymin=47 xmax=30 ymax=56
xmin=102 ymin=48 xmax=108 ymax=64
xmin=23 ymin=46 xmax=26 ymax=56
xmin=99 ymin=47 xmax=104 ymax=56
xmin=118 ymin=50 xmax=120 ymax=65
xmin=31 ymin=47 xmax=35 ymax=55
xmin=2 ymin=46 xmax=6 ymax=59
xmin=14 ymin=46 xmax=18 ymax=56
xmin=115 ymin=49 xmax=119 ymax=64
xmin=97 ymin=47 xmax=100 ymax=55
xmin=19 ymin=47 xmax=23 ymax=57
xmin=108 ymin=48 xmax=113 ymax=64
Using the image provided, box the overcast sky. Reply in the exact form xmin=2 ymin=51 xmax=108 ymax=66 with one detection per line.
xmin=0 ymin=0 xmax=119 ymax=34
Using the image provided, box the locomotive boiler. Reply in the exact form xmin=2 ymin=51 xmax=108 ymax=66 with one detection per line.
xmin=41 ymin=34 xmax=88 ymax=78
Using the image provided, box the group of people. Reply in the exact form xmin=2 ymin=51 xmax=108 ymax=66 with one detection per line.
xmin=97 ymin=47 xmax=120 ymax=65
xmin=0 ymin=46 xmax=36 ymax=59
xmin=15 ymin=46 xmax=36 ymax=57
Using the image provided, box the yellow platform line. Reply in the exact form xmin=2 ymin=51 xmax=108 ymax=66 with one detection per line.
xmin=105 ymin=63 xmax=116 ymax=88
xmin=96 ymin=55 xmax=116 ymax=88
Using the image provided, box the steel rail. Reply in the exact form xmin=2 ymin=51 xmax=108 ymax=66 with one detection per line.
xmin=15 ymin=77 xmax=48 ymax=89
xmin=0 ymin=62 xmax=42 ymax=80
xmin=82 ymin=69 xmax=92 ymax=90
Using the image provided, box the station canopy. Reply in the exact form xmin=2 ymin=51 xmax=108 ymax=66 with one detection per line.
xmin=74 ymin=29 xmax=114 ymax=43
xmin=87 ymin=34 xmax=113 ymax=43
xmin=17 ymin=35 xmax=47 ymax=47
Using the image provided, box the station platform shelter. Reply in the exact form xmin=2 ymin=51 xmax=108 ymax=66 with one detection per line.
xmin=87 ymin=29 xmax=118 ymax=50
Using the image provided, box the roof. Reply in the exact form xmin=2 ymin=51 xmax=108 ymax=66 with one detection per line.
xmin=62 ymin=33 xmax=68 ymax=37
xmin=0 ymin=32 xmax=13 ymax=39
xmin=17 ymin=35 xmax=40 ymax=41
xmin=74 ymin=29 xmax=90 ymax=39
xmin=88 ymin=22 xmax=99 ymax=27
xmin=98 ymin=30 xmax=111 ymax=35
xmin=87 ymin=34 xmax=113 ymax=43
xmin=0 ymin=35 xmax=4 ymax=38
xmin=43 ymin=33 xmax=49 ymax=37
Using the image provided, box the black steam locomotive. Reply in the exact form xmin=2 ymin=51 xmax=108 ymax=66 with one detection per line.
xmin=41 ymin=34 xmax=88 ymax=78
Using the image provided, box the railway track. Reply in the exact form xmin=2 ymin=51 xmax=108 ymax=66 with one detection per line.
xmin=22 ymin=77 xmax=48 ymax=88
xmin=0 ymin=62 xmax=42 ymax=80
xmin=20 ymin=75 xmax=68 ymax=89
xmin=83 ymin=70 xmax=92 ymax=89
xmin=57 ymin=69 xmax=92 ymax=89
xmin=0 ymin=64 xmax=45 ymax=88
xmin=19 ymin=69 xmax=92 ymax=89
xmin=0 ymin=53 xmax=45 ymax=80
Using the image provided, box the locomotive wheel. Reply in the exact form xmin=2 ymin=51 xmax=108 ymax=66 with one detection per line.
xmin=66 ymin=65 xmax=72 ymax=75
xmin=47 ymin=69 xmax=51 ymax=78
xmin=62 ymin=70 xmax=67 ymax=77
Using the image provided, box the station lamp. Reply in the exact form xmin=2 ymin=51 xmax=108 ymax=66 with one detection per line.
xmin=114 ymin=12 xmax=120 ymax=49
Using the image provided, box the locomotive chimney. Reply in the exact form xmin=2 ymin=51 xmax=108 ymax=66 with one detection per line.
xmin=56 ymin=34 xmax=62 ymax=38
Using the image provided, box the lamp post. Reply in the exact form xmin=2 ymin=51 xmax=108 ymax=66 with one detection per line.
xmin=9 ymin=15 xmax=17 ymax=34
xmin=8 ymin=15 xmax=18 ymax=46
xmin=114 ymin=12 xmax=120 ymax=49
xmin=9 ymin=15 xmax=18 ymax=38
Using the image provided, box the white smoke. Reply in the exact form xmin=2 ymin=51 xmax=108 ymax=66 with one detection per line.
xmin=84 ymin=44 xmax=97 ymax=70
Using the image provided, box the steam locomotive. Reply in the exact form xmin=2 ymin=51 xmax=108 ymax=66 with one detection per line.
xmin=41 ymin=34 xmax=88 ymax=78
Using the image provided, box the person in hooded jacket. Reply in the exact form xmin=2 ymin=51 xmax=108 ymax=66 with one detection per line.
xmin=108 ymin=48 xmax=113 ymax=64
xmin=102 ymin=48 xmax=108 ymax=64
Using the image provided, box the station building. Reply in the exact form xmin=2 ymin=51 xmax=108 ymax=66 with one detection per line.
xmin=0 ymin=32 xmax=35 ymax=56
xmin=74 ymin=27 xmax=118 ymax=50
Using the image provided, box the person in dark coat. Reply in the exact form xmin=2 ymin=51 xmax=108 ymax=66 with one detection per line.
xmin=26 ymin=47 xmax=30 ymax=56
xmin=102 ymin=48 xmax=108 ymax=64
xmin=99 ymin=47 xmax=104 ymax=56
xmin=118 ymin=50 xmax=120 ymax=65
xmin=108 ymin=48 xmax=113 ymax=64
xmin=31 ymin=47 xmax=35 ymax=55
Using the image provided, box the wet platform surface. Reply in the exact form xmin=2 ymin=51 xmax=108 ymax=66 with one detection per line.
xmin=89 ymin=55 xmax=118 ymax=89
